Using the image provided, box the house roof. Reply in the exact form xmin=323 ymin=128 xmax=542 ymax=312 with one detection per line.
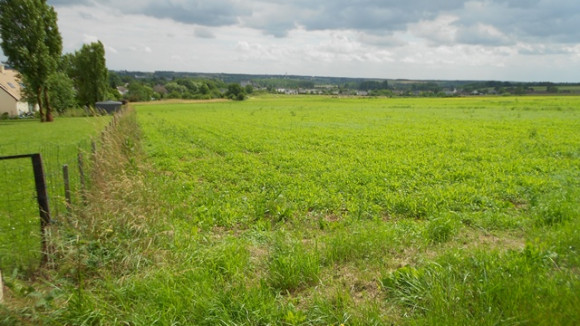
xmin=0 ymin=65 xmax=23 ymax=101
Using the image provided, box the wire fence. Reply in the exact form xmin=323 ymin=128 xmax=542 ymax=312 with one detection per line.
xmin=0 ymin=139 xmax=94 ymax=274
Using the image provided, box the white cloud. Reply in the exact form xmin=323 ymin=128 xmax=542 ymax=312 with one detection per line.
xmin=456 ymin=23 xmax=513 ymax=46
xmin=409 ymin=15 xmax=459 ymax=45
xmin=82 ymin=34 xmax=99 ymax=44
xmin=42 ymin=0 xmax=580 ymax=82
xmin=49 ymin=0 xmax=580 ymax=43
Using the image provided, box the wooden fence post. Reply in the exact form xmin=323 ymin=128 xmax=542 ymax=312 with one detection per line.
xmin=63 ymin=164 xmax=72 ymax=214
xmin=78 ymin=151 xmax=85 ymax=191
xmin=31 ymin=154 xmax=51 ymax=266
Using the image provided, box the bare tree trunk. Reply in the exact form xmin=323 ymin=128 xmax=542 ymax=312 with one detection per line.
xmin=43 ymin=87 xmax=54 ymax=122
xmin=37 ymin=89 xmax=45 ymax=122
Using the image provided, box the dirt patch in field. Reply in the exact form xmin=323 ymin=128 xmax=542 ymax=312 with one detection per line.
xmin=332 ymin=265 xmax=382 ymax=305
xmin=384 ymin=228 xmax=527 ymax=272
xmin=248 ymin=245 xmax=269 ymax=265
xmin=246 ymin=244 xmax=270 ymax=284
xmin=297 ymin=263 xmax=403 ymax=323
xmin=323 ymin=214 xmax=342 ymax=223
xmin=462 ymin=229 xmax=526 ymax=251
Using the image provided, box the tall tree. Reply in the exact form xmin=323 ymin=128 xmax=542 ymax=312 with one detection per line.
xmin=46 ymin=71 xmax=76 ymax=113
xmin=126 ymin=81 xmax=153 ymax=102
xmin=70 ymin=41 xmax=109 ymax=107
xmin=225 ymin=83 xmax=246 ymax=101
xmin=0 ymin=0 xmax=62 ymax=122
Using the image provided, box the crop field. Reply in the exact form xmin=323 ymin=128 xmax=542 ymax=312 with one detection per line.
xmin=104 ymin=95 xmax=577 ymax=325
xmin=0 ymin=116 xmax=110 ymax=273
xmin=138 ymin=96 xmax=579 ymax=228
xmin=2 ymin=96 xmax=579 ymax=325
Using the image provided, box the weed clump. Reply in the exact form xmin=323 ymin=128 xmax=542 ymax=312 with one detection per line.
xmin=424 ymin=214 xmax=460 ymax=243
xmin=267 ymin=235 xmax=320 ymax=292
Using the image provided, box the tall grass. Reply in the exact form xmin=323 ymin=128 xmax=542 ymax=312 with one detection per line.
xmin=382 ymin=242 xmax=580 ymax=325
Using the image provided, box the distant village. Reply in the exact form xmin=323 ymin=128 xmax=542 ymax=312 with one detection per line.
xmin=111 ymin=70 xmax=580 ymax=103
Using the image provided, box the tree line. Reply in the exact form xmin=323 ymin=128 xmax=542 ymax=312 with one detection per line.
xmin=109 ymin=72 xmax=252 ymax=102
xmin=0 ymin=0 xmax=113 ymax=122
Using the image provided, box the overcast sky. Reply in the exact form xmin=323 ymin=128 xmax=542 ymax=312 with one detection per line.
xmin=2 ymin=0 xmax=580 ymax=82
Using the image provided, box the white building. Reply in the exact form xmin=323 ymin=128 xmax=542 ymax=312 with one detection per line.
xmin=0 ymin=64 xmax=37 ymax=117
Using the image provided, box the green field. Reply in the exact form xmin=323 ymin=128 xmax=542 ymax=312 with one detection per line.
xmin=138 ymin=96 xmax=579 ymax=228
xmin=0 ymin=116 xmax=110 ymax=273
xmin=2 ymin=96 xmax=579 ymax=324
